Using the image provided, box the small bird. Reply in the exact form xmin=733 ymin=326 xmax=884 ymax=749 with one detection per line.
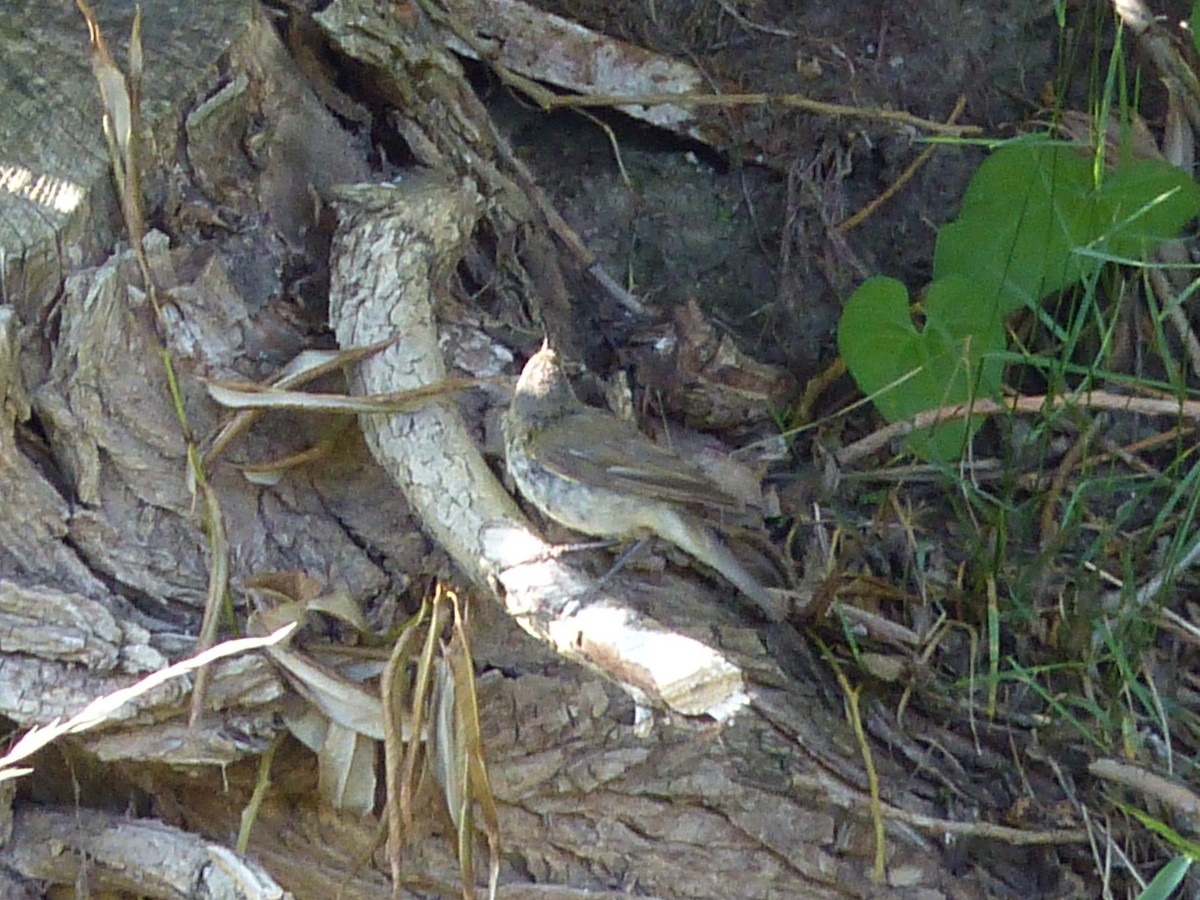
xmin=503 ymin=343 xmax=785 ymax=621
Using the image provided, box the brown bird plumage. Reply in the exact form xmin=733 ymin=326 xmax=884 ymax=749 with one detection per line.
xmin=503 ymin=344 xmax=784 ymax=621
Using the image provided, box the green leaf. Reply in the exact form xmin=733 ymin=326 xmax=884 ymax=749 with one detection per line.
xmin=838 ymin=275 xmax=1005 ymax=461
xmin=842 ymin=138 xmax=1200 ymax=463
xmin=1095 ymin=160 xmax=1200 ymax=258
xmin=934 ymin=144 xmax=1099 ymax=314
xmin=934 ymin=143 xmax=1200 ymax=313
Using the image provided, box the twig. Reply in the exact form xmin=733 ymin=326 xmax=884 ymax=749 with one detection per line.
xmin=712 ymin=0 xmax=795 ymax=38
xmin=1090 ymin=757 xmax=1200 ymax=822
xmin=837 ymin=94 xmax=969 ymax=232
xmin=540 ymin=90 xmax=981 ymax=137
xmin=836 ymin=390 xmax=1200 ymax=468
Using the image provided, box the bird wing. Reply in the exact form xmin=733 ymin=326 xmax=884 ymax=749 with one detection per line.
xmin=535 ymin=409 xmax=750 ymax=516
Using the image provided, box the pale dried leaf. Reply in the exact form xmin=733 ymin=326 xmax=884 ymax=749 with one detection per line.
xmin=1164 ymin=89 xmax=1195 ymax=172
xmin=234 ymin=426 xmax=350 ymax=483
xmin=273 ymin=340 xmax=397 ymax=383
xmin=204 ymin=377 xmax=481 ymax=413
xmin=0 ymin=624 xmax=296 ymax=781
xmin=76 ymin=0 xmax=132 ymax=157
xmin=280 ymin=704 xmax=329 ymax=754
xmin=431 ymin=657 xmax=463 ymax=827
xmin=246 ymin=570 xmax=325 ymax=604
xmin=318 ymin=722 xmax=377 ymax=816
xmin=308 ymin=588 xmax=369 ymax=632
xmin=241 ymin=468 xmax=285 ymax=486
xmin=268 ymin=644 xmax=386 ymax=741
xmin=204 ymin=339 xmax=394 ymax=464
xmin=128 ymin=5 xmax=143 ymax=85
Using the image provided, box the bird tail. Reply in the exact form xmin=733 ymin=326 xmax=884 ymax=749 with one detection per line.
xmin=656 ymin=511 xmax=787 ymax=622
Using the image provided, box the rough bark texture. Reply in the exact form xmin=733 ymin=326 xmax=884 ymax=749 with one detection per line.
xmin=0 ymin=1 xmax=1032 ymax=898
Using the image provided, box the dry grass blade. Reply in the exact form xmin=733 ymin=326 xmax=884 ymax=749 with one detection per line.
xmin=0 ymin=624 xmax=296 ymax=782
xmin=205 ymin=376 xmax=486 ymax=413
xmin=235 ymin=423 xmax=353 ymax=485
xmin=77 ymin=1 xmax=236 ymax=730
xmin=445 ymin=594 xmax=499 ymax=900
xmin=381 ymin=599 xmax=434 ymax=893
xmin=376 ymin=588 xmax=497 ymax=899
xmin=189 ymin=478 xmax=231 ymax=726
xmin=236 ymin=732 xmax=283 ymax=855
xmin=203 ymin=338 xmax=397 ymax=465
xmin=399 ymin=592 xmax=451 ymax=859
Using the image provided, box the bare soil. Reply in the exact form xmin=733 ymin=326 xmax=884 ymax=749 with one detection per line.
xmin=518 ymin=0 xmax=1056 ymax=375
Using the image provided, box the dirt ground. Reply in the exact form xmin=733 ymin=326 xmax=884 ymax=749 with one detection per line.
xmin=514 ymin=0 xmax=1054 ymax=374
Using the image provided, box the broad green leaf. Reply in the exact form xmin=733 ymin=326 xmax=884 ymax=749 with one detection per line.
xmin=842 ymin=137 xmax=1200 ymax=464
xmin=924 ymin=269 xmax=1006 ymax=340
xmin=1094 ymin=160 xmax=1200 ymax=259
xmin=838 ymin=276 xmax=1005 ymax=461
xmin=934 ymin=144 xmax=1098 ymax=314
xmin=935 ymin=144 xmax=1200 ymax=313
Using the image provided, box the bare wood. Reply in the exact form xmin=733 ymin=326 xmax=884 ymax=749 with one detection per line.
xmin=5 ymin=806 xmax=286 ymax=899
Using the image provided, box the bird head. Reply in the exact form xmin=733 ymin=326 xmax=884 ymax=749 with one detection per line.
xmin=509 ymin=344 xmax=582 ymax=428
